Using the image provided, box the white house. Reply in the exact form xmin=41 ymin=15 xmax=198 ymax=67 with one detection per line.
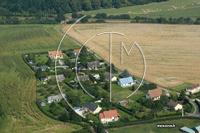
xmin=146 ymin=88 xmax=162 ymax=101
xmin=167 ymin=100 xmax=183 ymax=111
xmin=46 ymin=94 xmax=66 ymax=103
xmin=118 ymin=77 xmax=134 ymax=87
xmin=48 ymin=51 xmax=63 ymax=59
xmin=186 ymin=84 xmax=200 ymax=94
xmin=92 ymin=74 xmax=100 ymax=80
xmin=99 ymin=110 xmax=121 ymax=124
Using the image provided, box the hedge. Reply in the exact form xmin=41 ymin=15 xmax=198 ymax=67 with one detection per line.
xmin=195 ymin=100 xmax=200 ymax=112
xmin=113 ymin=103 xmax=133 ymax=116
xmin=104 ymin=116 xmax=200 ymax=129
xmin=157 ymin=112 xmax=182 ymax=118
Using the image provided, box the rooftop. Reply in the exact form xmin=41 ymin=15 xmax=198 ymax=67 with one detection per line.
xmin=118 ymin=77 xmax=133 ymax=85
xmin=99 ymin=110 xmax=121 ymax=119
xmin=148 ymin=88 xmax=162 ymax=98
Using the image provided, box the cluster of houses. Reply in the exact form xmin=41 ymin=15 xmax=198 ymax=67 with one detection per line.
xmin=74 ymin=101 xmax=121 ymax=124
xmin=146 ymin=88 xmax=183 ymax=110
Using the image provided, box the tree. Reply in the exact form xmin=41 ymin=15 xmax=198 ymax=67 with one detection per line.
xmin=131 ymin=85 xmax=135 ymax=91
xmin=59 ymin=112 xmax=70 ymax=122
xmin=170 ymin=91 xmax=178 ymax=101
xmin=184 ymin=103 xmax=192 ymax=113
xmin=179 ymin=90 xmax=186 ymax=101
xmin=46 ymin=58 xmax=53 ymax=67
xmin=56 ymin=13 xmax=65 ymax=22
xmin=78 ymin=89 xmax=84 ymax=97
xmin=100 ymin=73 xmax=106 ymax=82
xmin=160 ymin=95 xmax=169 ymax=105
xmin=35 ymin=68 xmax=42 ymax=78
xmin=80 ymin=16 xmax=88 ymax=23
xmin=97 ymin=122 xmax=104 ymax=133
xmin=131 ymin=106 xmax=136 ymax=114
xmin=104 ymin=81 xmax=109 ymax=91
xmin=63 ymin=69 xmax=73 ymax=78
xmin=119 ymin=69 xmax=131 ymax=78
xmin=82 ymin=0 xmax=92 ymax=11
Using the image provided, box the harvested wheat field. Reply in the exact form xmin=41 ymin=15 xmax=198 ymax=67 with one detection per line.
xmin=63 ymin=23 xmax=200 ymax=87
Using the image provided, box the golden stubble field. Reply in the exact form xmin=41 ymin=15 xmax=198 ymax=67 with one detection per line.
xmin=63 ymin=23 xmax=200 ymax=87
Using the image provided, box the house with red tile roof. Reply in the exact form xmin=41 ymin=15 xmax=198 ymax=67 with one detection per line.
xmin=73 ymin=49 xmax=80 ymax=56
xmin=146 ymin=88 xmax=162 ymax=101
xmin=186 ymin=84 xmax=200 ymax=94
xmin=48 ymin=51 xmax=63 ymax=59
xmin=99 ymin=110 xmax=121 ymax=124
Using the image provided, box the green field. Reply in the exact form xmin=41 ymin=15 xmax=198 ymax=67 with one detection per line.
xmin=0 ymin=25 xmax=80 ymax=132
xmin=108 ymin=119 xmax=200 ymax=133
xmin=172 ymin=83 xmax=193 ymax=92
xmin=66 ymin=0 xmax=200 ymax=20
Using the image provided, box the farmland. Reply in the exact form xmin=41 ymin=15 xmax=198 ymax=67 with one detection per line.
xmin=65 ymin=0 xmax=200 ymax=20
xmin=63 ymin=23 xmax=200 ymax=88
xmin=0 ymin=25 xmax=80 ymax=132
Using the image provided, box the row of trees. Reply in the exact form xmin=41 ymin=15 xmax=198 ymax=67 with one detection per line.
xmin=132 ymin=16 xmax=200 ymax=25
xmin=0 ymin=0 xmax=168 ymax=16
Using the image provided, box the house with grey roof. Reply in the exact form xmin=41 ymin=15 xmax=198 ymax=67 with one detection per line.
xmin=87 ymin=61 xmax=100 ymax=70
xmin=56 ymin=74 xmax=65 ymax=82
xmin=104 ymin=72 xmax=117 ymax=81
xmin=118 ymin=77 xmax=134 ymax=87
xmin=39 ymin=100 xmax=46 ymax=106
xmin=74 ymin=75 xmax=90 ymax=82
xmin=46 ymin=94 xmax=66 ymax=103
xmin=82 ymin=101 xmax=102 ymax=114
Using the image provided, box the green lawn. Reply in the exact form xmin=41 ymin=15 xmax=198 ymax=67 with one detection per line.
xmin=108 ymin=119 xmax=200 ymax=133
xmin=65 ymin=0 xmax=200 ymax=20
xmin=172 ymin=83 xmax=193 ymax=92
xmin=0 ymin=25 xmax=81 ymax=133
xmin=35 ymin=54 xmax=49 ymax=64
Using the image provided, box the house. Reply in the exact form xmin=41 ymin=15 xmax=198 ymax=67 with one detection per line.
xmin=194 ymin=125 xmax=200 ymax=133
xmin=104 ymin=72 xmax=117 ymax=81
xmin=82 ymin=101 xmax=102 ymax=114
xmin=73 ymin=49 xmax=81 ymax=56
xmin=92 ymin=74 xmax=100 ymax=80
xmin=69 ymin=58 xmax=76 ymax=62
xmin=29 ymin=60 xmax=33 ymax=64
xmin=39 ymin=77 xmax=46 ymax=81
xmin=99 ymin=110 xmax=121 ymax=124
xmin=56 ymin=74 xmax=65 ymax=82
xmin=87 ymin=61 xmax=100 ymax=70
xmin=39 ymin=100 xmax=46 ymax=106
xmin=180 ymin=127 xmax=195 ymax=133
xmin=186 ymin=84 xmax=200 ymax=94
xmin=167 ymin=100 xmax=183 ymax=110
xmin=146 ymin=88 xmax=162 ymax=101
xmin=59 ymin=60 xmax=65 ymax=66
xmin=74 ymin=75 xmax=90 ymax=82
xmin=46 ymin=94 xmax=66 ymax=103
xmin=40 ymin=66 xmax=48 ymax=71
xmin=118 ymin=99 xmax=130 ymax=106
xmin=48 ymin=51 xmax=63 ymax=59
xmin=118 ymin=77 xmax=134 ymax=87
